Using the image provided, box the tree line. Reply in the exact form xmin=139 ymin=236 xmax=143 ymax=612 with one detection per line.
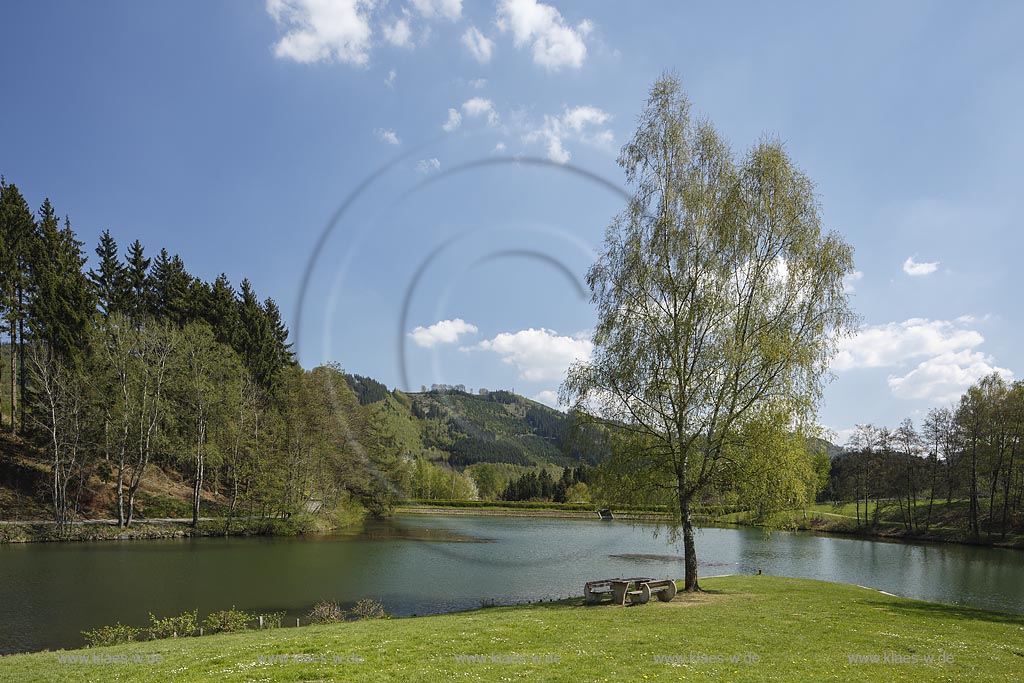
xmin=1 ymin=177 xmax=405 ymax=531
xmin=828 ymin=373 xmax=1023 ymax=540
xmin=500 ymin=465 xmax=591 ymax=503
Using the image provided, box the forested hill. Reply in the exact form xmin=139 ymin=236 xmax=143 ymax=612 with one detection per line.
xmin=0 ymin=174 xmax=608 ymax=527
xmin=344 ymin=378 xmax=610 ymax=469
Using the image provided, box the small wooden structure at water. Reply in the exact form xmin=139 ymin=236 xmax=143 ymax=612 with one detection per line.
xmin=597 ymin=507 xmax=613 ymax=520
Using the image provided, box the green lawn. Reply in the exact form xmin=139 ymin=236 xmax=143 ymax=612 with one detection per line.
xmin=3 ymin=576 xmax=1022 ymax=682
xmin=710 ymin=500 xmax=1024 ymax=548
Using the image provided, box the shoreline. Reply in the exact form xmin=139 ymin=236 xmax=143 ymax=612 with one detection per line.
xmin=0 ymin=516 xmax=327 ymax=544
xmin=4 ymin=504 xmax=1021 ymax=551
xmin=395 ymin=504 xmax=1024 ymax=550
xmin=3 ymin=575 xmax=1021 ymax=682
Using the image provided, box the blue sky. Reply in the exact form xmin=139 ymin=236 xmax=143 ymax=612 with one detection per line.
xmin=3 ymin=1 xmax=1023 ymax=444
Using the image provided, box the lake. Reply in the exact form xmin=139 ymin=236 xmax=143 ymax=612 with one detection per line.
xmin=0 ymin=514 xmax=1021 ymax=654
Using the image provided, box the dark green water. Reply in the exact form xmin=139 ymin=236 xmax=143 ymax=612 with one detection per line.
xmin=0 ymin=514 xmax=1021 ymax=654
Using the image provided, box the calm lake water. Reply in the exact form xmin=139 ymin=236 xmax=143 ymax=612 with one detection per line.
xmin=1 ymin=514 xmax=1022 ymax=654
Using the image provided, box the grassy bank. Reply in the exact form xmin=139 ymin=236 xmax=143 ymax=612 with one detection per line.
xmin=396 ymin=500 xmax=1024 ymax=549
xmin=711 ymin=501 xmax=1024 ymax=549
xmin=0 ymin=510 xmax=365 ymax=544
xmin=0 ymin=516 xmax=324 ymax=544
xmin=2 ymin=576 xmax=1021 ymax=682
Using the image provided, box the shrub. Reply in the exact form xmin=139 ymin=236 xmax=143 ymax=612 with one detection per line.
xmin=148 ymin=610 xmax=198 ymax=639
xmin=348 ymin=599 xmax=387 ymax=621
xmin=202 ymin=607 xmax=253 ymax=634
xmin=308 ymin=600 xmax=344 ymax=624
xmin=257 ymin=611 xmax=285 ymax=630
xmin=82 ymin=623 xmax=142 ymax=647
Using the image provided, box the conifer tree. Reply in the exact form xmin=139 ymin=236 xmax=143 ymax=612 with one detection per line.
xmin=124 ymin=240 xmax=152 ymax=319
xmin=0 ymin=181 xmax=36 ymax=433
xmin=28 ymin=205 xmax=95 ymax=363
xmin=207 ymin=273 xmax=240 ymax=347
xmin=89 ymin=230 xmax=127 ymax=317
xmin=150 ymin=249 xmax=192 ymax=325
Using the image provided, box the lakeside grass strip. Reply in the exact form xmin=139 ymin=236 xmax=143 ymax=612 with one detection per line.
xmin=3 ymin=576 xmax=1022 ymax=682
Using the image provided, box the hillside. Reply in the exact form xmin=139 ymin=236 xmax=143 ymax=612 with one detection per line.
xmin=345 ymin=377 xmax=608 ymax=469
xmin=0 ymin=378 xmax=606 ymax=522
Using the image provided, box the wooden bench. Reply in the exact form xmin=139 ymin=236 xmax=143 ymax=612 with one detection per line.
xmin=584 ymin=577 xmax=677 ymax=605
xmin=585 ymin=581 xmax=671 ymax=606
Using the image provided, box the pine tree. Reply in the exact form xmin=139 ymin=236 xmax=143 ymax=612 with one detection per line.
xmin=150 ymin=248 xmax=192 ymax=326
xmin=207 ymin=273 xmax=240 ymax=347
xmin=27 ymin=206 xmax=95 ymax=363
xmin=237 ymin=279 xmax=274 ymax=390
xmin=263 ymin=297 xmax=294 ymax=370
xmin=89 ymin=230 xmax=127 ymax=317
xmin=0 ymin=180 xmax=36 ymax=433
xmin=124 ymin=240 xmax=152 ymax=320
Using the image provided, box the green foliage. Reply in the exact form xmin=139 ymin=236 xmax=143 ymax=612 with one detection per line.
xmin=348 ymin=599 xmax=387 ymax=620
xmin=345 ymin=374 xmax=390 ymax=405
xmin=148 ymin=610 xmax=198 ymax=639
xmin=81 ymin=623 xmax=143 ymax=647
xmin=256 ymin=612 xmax=285 ymax=630
xmin=202 ymin=608 xmax=253 ymax=634
xmin=562 ymin=75 xmax=857 ymax=587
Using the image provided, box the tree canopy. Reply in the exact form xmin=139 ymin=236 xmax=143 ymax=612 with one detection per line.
xmin=562 ymin=74 xmax=857 ymax=590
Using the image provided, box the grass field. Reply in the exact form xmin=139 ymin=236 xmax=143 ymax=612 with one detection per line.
xmin=2 ymin=576 xmax=1022 ymax=682
xmin=712 ymin=500 xmax=1024 ymax=548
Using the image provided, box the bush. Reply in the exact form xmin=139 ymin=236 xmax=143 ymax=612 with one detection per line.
xmin=82 ymin=623 xmax=143 ymax=647
xmin=148 ymin=610 xmax=198 ymax=639
xmin=348 ymin=599 xmax=387 ymax=620
xmin=202 ymin=607 xmax=253 ymax=634
xmin=257 ymin=611 xmax=285 ymax=629
xmin=308 ymin=600 xmax=345 ymax=624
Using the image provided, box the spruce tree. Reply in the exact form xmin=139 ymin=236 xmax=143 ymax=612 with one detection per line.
xmin=124 ymin=239 xmax=152 ymax=319
xmin=89 ymin=229 xmax=127 ymax=317
xmin=150 ymin=248 xmax=192 ymax=326
xmin=0 ymin=180 xmax=35 ymax=433
xmin=207 ymin=273 xmax=240 ymax=347
xmin=28 ymin=206 xmax=95 ymax=363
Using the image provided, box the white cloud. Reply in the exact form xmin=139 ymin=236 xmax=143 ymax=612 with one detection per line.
xmin=826 ymin=426 xmax=859 ymax=448
xmin=416 ymin=158 xmax=441 ymax=174
xmin=382 ymin=17 xmax=413 ymax=47
xmin=888 ymin=350 xmax=1013 ymax=402
xmin=903 ymin=256 xmax=940 ymax=276
xmin=384 ymin=68 xmax=397 ymax=87
xmin=524 ymin=105 xmax=613 ymax=164
xmin=832 ymin=315 xmax=1012 ymax=404
xmin=410 ymin=0 xmax=461 ymax=20
xmin=375 ymin=128 xmax=400 ymax=145
xmin=267 ymin=0 xmax=374 ymax=65
xmin=496 ymin=0 xmax=590 ymax=70
xmin=832 ymin=317 xmax=984 ymax=372
xmin=843 ymin=270 xmax=863 ymax=293
xmin=462 ymin=97 xmax=499 ymax=126
xmin=532 ymin=390 xmax=560 ymax=408
xmin=493 ymin=141 xmax=507 ymax=153
xmin=468 ymin=328 xmax=593 ymax=382
xmin=408 ymin=318 xmax=478 ymax=348
xmin=469 ymin=78 xmax=488 ymax=89
xmin=461 ymin=26 xmax=494 ymax=63
xmin=561 ymin=104 xmax=609 ymax=132
xmin=441 ymin=107 xmax=462 ymax=132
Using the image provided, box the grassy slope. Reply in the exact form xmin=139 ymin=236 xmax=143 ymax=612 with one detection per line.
xmin=3 ymin=576 xmax=1022 ymax=682
xmin=713 ymin=501 xmax=1024 ymax=548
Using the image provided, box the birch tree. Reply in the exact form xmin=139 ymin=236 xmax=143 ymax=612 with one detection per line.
xmin=563 ymin=75 xmax=856 ymax=591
